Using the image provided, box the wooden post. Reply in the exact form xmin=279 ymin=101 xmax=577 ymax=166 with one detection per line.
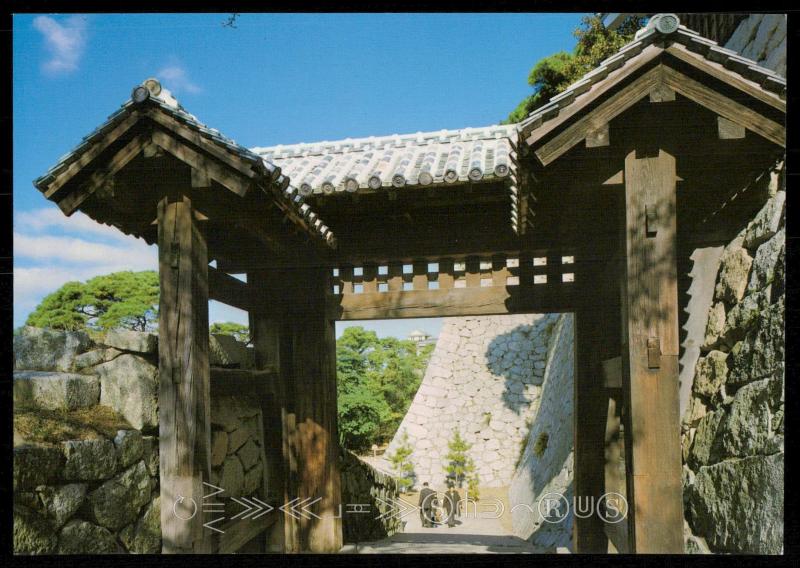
xmin=290 ymin=266 xmax=343 ymax=552
xmin=157 ymin=194 xmax=211 ymax=553
xmin=572 ymin=182 xmax=613 ymax=553
xmin=621 ymin=148 xmax=683 ymax=553
xmin=247 ymin=284 xmax=285 ymax=552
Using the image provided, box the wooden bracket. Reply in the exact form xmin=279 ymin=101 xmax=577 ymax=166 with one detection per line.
xmin=647 ymin=337 xmax=661 ymax=369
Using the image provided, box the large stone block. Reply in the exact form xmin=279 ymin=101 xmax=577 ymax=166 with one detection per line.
xmin=13 ymin=327 xmax=93 ymax=372
xmin=719 ymin=378 xmax=782 ymax=458
xmin=689 ymin=453 xmax=783 ymax=554
xmin=14 ymin=504 xmax=58 ymax=554
xmin=120 ymin=496 xmax=161 ymax=553
xmin=728 ymin=296 xmax=784 ymax=386
xmin=141 ymin=435 xmax=159 ymax=477
xmin=14 ymin=444 xmax=64 ymax=490
xmin=85 ymin=461 xmax=152 ymax=530
xmin=714 ymin=246 xmax=753 ymax=305
xmin=114 ymin=429 xmax=144 ymax=469
xmin=702 ymin=302 xmax=726 ymax=350
xmin=63 ymin=439 xmax=118 ymax=481
xmin=96 ymin=354 xmax=159 ymax=431
xmin=209 ymin=334 xmax=252 ymax=369
xmin=14 ymin=371 xmax=100 ymax=411
xmin=73 ymin=348 xmax=122 ymax=372
xmin=103 ymin=329 xmax=158 ymax=354
xmin=721 ymin=285 xmax=771 ymax=345
xmin=744 ymin=191 xmax=785 ymax=250
xmin=37 ymin=483 xmax=87 ymax=529
xmin=237 ymin=438 xmax=260 ymax=471
xmin=220 ymin=455 xmax=244 ymax=497
xmin=692 ymin=351 xmax=728 ymax=401
xmin=57 ymin=519 xmax=118 ymax=554
xmin=211 ymin=430 xmax=228 ymax=467
xmin=689 ymin=411 xmax=724 ymax=468
xmin=747 ymin=228 xmax=784 ymax=294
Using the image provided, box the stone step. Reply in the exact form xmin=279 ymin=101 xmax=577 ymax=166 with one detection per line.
xmin=14 ymin=371 xmax=100 ymax=412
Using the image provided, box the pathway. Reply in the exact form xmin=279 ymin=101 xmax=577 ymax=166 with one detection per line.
xmin=341 ymin=496 xmax=544 ymax=554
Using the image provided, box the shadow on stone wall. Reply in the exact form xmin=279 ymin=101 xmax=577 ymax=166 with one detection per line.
xmin=508 ymin=314 xmax=575 ymax=551
xmin=485 ymin=316 xmax=558 ymax=416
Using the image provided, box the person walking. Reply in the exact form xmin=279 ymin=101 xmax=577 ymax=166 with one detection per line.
xmin=443 ymin=482 xmax=461 ymax=528
xmin=418 ymin=482 xmax=437 ymax=528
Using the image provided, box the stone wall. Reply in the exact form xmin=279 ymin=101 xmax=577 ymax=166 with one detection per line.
xmin=681 ymin=166 xmax=785 ymax=554
xmin=386 ymin=313 xmax=562 ymax=488
xmin=340 ymin=450 xmax=403 ymax=543
xmin=508 ymin=314 xmax=574 ymax=551
xmin=13 ymin=327 xmax=161 ymax=554
xmin=208 ymin=395 xmax=268 ymax=499
xmin=724 ymin=14 xmax=786 ymax=75
xmin=13 ymin=327 xmax=263 ymax=554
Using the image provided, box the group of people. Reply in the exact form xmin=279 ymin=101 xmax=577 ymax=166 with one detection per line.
xmin=417 ymin=481 xmax=462 ymax=528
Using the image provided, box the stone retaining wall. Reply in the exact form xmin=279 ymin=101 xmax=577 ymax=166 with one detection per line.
xmin=724 ymin=14 xmax=786 ymax=76
xmin=508 ymin=314 xmax=574 ymax=551
xmin=386 ymin=313 xmax=561 ymax=488
xmin=13 ymin=327 xmax=162 ymax=554
xmin=340 ymin=450 xmax=403 ymax=543
xmin=13 ymin=327 xmax=261 ymax=554
xmin=681 ymin=163 xmax=785 ymax=554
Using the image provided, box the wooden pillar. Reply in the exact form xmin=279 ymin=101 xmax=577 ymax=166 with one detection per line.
xmin=253 ymin=266 xmax=342 ymax=553
xmin=157 ymin=194 xmax=212 ymax=553
xmin=291 ymin=266 xmax=343 ymax=552
xmin=249 ymin=270 xmax=299 ymax=552
xmin=572 ymin=182 xmax=613 ymax=553
xmin=621 ymin=148 xmax=683 ymax=553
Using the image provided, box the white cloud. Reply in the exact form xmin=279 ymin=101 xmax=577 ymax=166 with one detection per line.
xmin=16 ymin=208 xmax=134 ymax=241
xmin=14 ymin=232 xmax=156 ymax=266
xmin=157 ymin=62 xmax=201 ymax=94
xmin=13 ymin=212 xmax=158 ymax=327
xmin=33 ymin=15 xmax=88 ymax=75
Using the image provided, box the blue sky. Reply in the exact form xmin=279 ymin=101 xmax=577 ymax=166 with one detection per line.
xmin=13 ymin=12 xmax=582 ymax=337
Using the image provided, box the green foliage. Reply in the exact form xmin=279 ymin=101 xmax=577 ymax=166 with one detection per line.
xmin=387 ymin=431 xmax=415 ymax=492
xmin=504 ymin=14 xmax=645 ymax=123
xmin=209 ymin=322 xmax=250 ymax=344
xmin=444 ymin=429 xmax=480 ymax=499
xmin=336 ymin=326 xmax=434 ymax=452
xmin=533 ymin=431 xmax=550 ymax=457
xmin=26 ymin=271 xmax=159 ymax=332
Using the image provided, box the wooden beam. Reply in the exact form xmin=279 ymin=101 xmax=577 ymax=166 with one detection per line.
xmin=209 ymin=367 xmax=277 ymax=396
xmin=58 ymin=135 xmax=152 ymax=215
xmin=664 ymin=44 xmax=786 ymax=112
xmin=534 ymin=66 xmax=662 ymax=166
xmin=214 ymin=510 xmax=278 ymax=553
xmin=523 ymin=44 xmax=664 ymax=144
xmin=157 ymin=194 xmax=212 ymax=553
xmin=621 ymin=148 xmax=683 ymax=553
xmin=329 ymin=284 xmax=576 ymax=320
xmin=661 ymin=65 xmax=785 ymax=147
xmin=43 ymin=111 xmax=143 ymax=199
xmin=208 ymin=266 xmax=252 ymax=311
xmin=151 ymin=130 xmax=252 ymax=197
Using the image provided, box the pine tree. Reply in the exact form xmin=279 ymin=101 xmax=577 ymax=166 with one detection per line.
xmin=388 ymin=431 xmax=415 ymax=493
xmin=444 ymin=429 xmax=480 ymax=500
